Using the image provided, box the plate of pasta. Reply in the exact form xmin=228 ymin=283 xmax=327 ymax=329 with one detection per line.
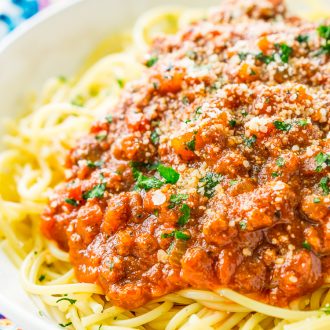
xmin=1 ymin=0 xmax=330 ymax=329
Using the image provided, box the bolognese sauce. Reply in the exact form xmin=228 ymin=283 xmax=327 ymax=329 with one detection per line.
xmin=42 ymin=0 xmax=330 ymax=309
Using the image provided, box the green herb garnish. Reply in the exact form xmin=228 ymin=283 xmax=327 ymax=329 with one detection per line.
xmin=56 ymin=297 xmax=77 ymax=305
xmin=58 ymin=75 xmax=67 ymax=83
xmin=157 ymin=164 xmax=180 ymax=184
xmin=185 ymin=137 xmax=196 ymax=151
xmin=239 ymin=220 xmax=247 ymax=230
xmin=116 ymin=79 xmax=124 ymax=88
xmin=243 ymin=135 xmax=257 ymax=148
xmin=64 ymin=198 xmax=79 ymax=206
xmin=319 ymin=176 xmax=330 ymax=195
xmin=271 ymin=172 xmax=280 ymax=178
xmin=320 ymin=304 xmax=330 ymax=315
xmin=198 ymin=172 xmax=223 ymax=198
xmin=313 ymin=197 xmax=320 ymax=204
xmin=105 ymin=115 xmax=113 ymax=123
xmin=150 ymin=130 xmax=160 ymax=145
xmin=229 ymin=179 xmax=238 ymax=186
xmin=146 ymin=56 xmax=159 ymax=67
xmin=273 ymin=120 xmax=292 ymax=131
xmin=315 ymin=152 xmax=330 ymax=172
xmin=135 ymin=174 xmax=164 ymax=191
xmin=195 ymin=106 xmax=202 ymax=115
xmin=177 ymin=204 xmax=190 ymax=226
xmin=38 ymin=274 xmax=46 ymax=282
xmin=318 ymin=25 xmax=330 ymax=40
xmin=238 ymin=52 xmax=249 ymax=61
xmin=71 ymin=95 xmax=84 ymax=107
xmin=161 ymin=230 xmax=190 ymax=240
xmin=296 ymin=35 xmax=309 ymax=43
xmin=168 ymin=194 xmax=188 ymax=209
xmin=255 ymin=52 xmax=275 ymax=64
xmin=316 ymin=25 xmax=330 ymax=55
xmin=83 ymin=183 xmax=106 ymax=200
xmin=302 ymin=241 xmax=311 ymax=251
xmin=275 ymin=43 xmax=293 ymax=63
xmin=86 ymin=160 xmax=103 ymax=169
xmin=59 ymin=322 xmax=72 ymax=328
xmin=276 ymin=157 xmax=285 ymax=167
xmin=229 ymin=119 xmax=237 ymax=127
xmin=182 ymin=96 xmax=189 ymax=105
xmin=95 ymin=133 xmax=107 ymax=141
xmin=298 ymin=119 xmax=308 ymax=127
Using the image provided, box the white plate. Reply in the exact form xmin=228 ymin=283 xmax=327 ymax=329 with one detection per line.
xmin=0 ymin=0 xmax=329 ymax=329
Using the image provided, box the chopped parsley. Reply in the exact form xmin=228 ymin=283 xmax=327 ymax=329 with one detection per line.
xmin=83 ymin=183 xmax=106 ymax=200
xmin=105 ymin=115 xmax=113 ymax=123
xmin=64 ymin=198 xmax=78 ymax=206
xmin=86 ymin=160 xmax=103 ymax=168
xmin=275 ymin=43 xmax=293 ymax=63
xmin=58 ymin=75 xmax=67 ymax=83
xmin=321 ymin=304 xmax=330 ymax=315
xmin=276 ymin=157 xmax=285 ymax=167
xmin=313 ymin=197 xmax=321 ymax=204
xmin=150 ymin=130 xmax=160 ymax=145
xmin=229 ymin=119 xmax=237 ymax=127
xmin=255 ymin=52 xmax=275 ymax=64
xmin=273 ymin=120 xmax=292 ymax=131
xmin=302 ymin=241 xmax=311 ymax=251
xmin=319 ymin=176 xmax=330 ymax=195
xmin=229 ymin=179 xmax=238 ymax=186
xmin=131 ymin=163 xmax=179 ymax=190
xmin=177 ymin=204 xmax=190 ymax=226
xmin=298 ymin=119 xmax=308 ymax=127
xmin=56 ymin=297 xmax=77 ymax=305
xmin=59 ymin=322 xmax=72 ymax=328
xmin=161 ymin=230 xmax=190 ymax=241
xmin=185 ymin=136 xmax=196 ymax=151
xmin=135 ymin=174 xmax=164 ymax=191
xmin=95 ymin=133 xmax=107 ymax=141
xmin=146 ymin=56 xmax=158 ymax=67
xmin=71 ymin=95 xmax=84 ymax=107
xmin=239 ymin=220 xmax=247 ymax=230
xmin=296 ymin=35 xmax=309 ymax=43
xmin=157 ymin=164 xmax=180 ymax=184
xmin=116 ymin=79 xmax=124 ymax=88
xmin=109 ymin=261 xmax=114 ymax=271
xmin=195 ymin=106 xmax=203 ymax=115
xmin=271 ymin=172 xmax=280 ymax=178
xmin=168 ymin=194 xmax=188 ymax=209
xmin=243 ymin=135 xmax=257 ymax=148
xmin=38 ymin=274 xmax=46 ymax=282
xmin=238 ymin=52 xmax=249 ymax=61
xmin=318 ymin=25 xmax=330 ymax=41
xmin=182 ymin=96 xmax=189 ymax=105
xmin=315 ymin=152 xmax=330 ymax=172
xmin=198 ymin=172 xmax=223 ymax=198
xmin=316 ymin=25 xmax=330 ymax=55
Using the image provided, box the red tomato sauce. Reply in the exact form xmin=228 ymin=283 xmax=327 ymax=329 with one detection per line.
xmin=42 ymin=0 xmax=330 ymax=309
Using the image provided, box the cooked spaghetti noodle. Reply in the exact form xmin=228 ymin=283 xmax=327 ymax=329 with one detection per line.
xmin=1 ymin=1 xmax=330 ymax=329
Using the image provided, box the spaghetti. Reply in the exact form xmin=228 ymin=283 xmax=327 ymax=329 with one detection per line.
xmin=1 ymin=1 xmax=330 ymax=329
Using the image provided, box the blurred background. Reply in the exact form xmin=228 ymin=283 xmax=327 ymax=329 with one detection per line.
xmin=0 ymin=0 xmax=62 ymax=39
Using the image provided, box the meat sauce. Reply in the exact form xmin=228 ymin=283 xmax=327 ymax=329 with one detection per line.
xmin=42 ymin=0 xmax=330 ymax=309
